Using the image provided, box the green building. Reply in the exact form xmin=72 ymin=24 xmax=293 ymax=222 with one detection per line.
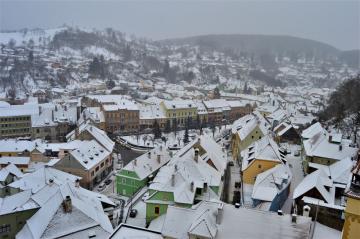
xmin=116 ymin=147 xmax=171 ymax=197
xmin=145 ymin=136 xmax=226 ymax=224
xmin=0 ymin=190 xmax=39 ymax=238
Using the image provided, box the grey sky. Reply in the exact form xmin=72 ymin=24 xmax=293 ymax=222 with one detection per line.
xmin=0 ymin=0 xmax=359 ymax=50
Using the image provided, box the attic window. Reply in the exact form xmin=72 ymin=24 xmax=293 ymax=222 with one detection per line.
xmin=100 ymin=149 xmax=104 ymax=153
xmin=84 ymin=160 xmax=88 ymax=164
xmin=89 ymin=157 xmax=94 ymax=160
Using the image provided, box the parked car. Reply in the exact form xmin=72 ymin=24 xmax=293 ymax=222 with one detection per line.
xmin=105 ymin=179 xmax=112 ymax=185
xmin=129 ymin=209 xmax=138 ymax=218
xmin=98 ymin=183 xmax=106 ymax=191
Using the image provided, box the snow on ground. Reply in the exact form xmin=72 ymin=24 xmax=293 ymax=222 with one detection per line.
xmin=0 ymin=28 xmax=65 ymax=46
xmin=83 ymin=46 xmax=120 ymax=60
xmin=313 ymin=222 xmax=341 ymax=239
xmin=121 ymin=125 xmax=231 ymax=149
xmin=281 ymin=143 xmax=304 ymax=213
xmin=125 ymin=200 xmax=147 ymax=228
xmin=242 ymin=183 xmax=254 ymax=207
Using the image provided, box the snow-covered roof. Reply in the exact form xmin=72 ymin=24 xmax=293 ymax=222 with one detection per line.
xmin=0 ymin=190 xmax=39 ymax=216
xmin=231 ymin=113 xmax=268 ymax=140
xmin=293 ymin=168 xmax=335 ymax=204
xmin=140 ymin=104 xmax=166 ymax=120
xmin=0 ymin=139 xmax=38 ymax=153
xmin=68 ymin=140 xmax=110 ymax=170
xmin=159 ymin=201 xmax=312 ymax=239
xmin=203 ymin=99 xmax=231 ymax=111
xmin=148 ymin=137 xmax=224 ymax=205
xmin=110 ymin=224 xmax=163 ymax=239
xmin=86 ymin=95 xmax=138 ymax=110
xmin=0 ymin=156 xmax=30 ymax=165
xmin=162 ymin=100 xmax=196 ymax=110
xmin=75 ymin=122 xmax=115 ymax=152
xmin=9 ymin=166 xmax=81 ymax=194
xmin=301 ymin=122 xmax=325 ymax=139
xmin=303 ymin=131 xmax=358 ymax=161
xmin=122 ymin=146 xmax=171 ymax=180
xmin=0 ymin=163 xmax=23 ymax=182
xmin=252 ymin=164 xmax=292 ymax=202
xmin=242 ymin=135 xmax=285 ymax=171
xmin=274 ymin=122 xmax=294 ymax=136
xmin=32 ymin=103 xmax=77 ymax=127
xmin=16 ymin=183 xmax=113 ymax=239
xmin=308 ymin=157 xmax=354 ymax=185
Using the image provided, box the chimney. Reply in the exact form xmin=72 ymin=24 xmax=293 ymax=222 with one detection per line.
xmin=39 ymin=106 xmax=42 ymax=115
xmin=148 ymin=151 xmax=151 ymax=159
xmin=51 ymin=110 xmax=54 ymax=121
xmin=171 ymin=174 xmax=175 ymax=187
xmin=49 ymin=178 xmax=54 ymax=185
xmin=190 ymin=181 xmax=194 ymax=192
xmin=55 ymin=105 xmax=58 ymax=111
xmin=329 ymin=135 xmax=333 ymax=142
xmin=133 ymin=159 xmax=137 ymax=166
xmin=75 ymin=178 xmax=80 ymax=188
xmin=216 ymin=204 xmax=223 ymax=224
xmin=194 ymin=148 xmax=199 ymax=162
xmin=291 ymin=213 xmax=297 ymax=223
xmin=339 ymin=144 xmax=343 ymax=151
xmin=63 ymin=195 xmax=72 ymax=213
xmin=277 ymin=210 xmax=283 ymax=216
xmin=303 ymin=205 xmax=311 ymax=217
xmin=64 ymin=105 xmax=67 ymax=111
xmin=157 ymin=154 xmax=161 ymax=164
xmin=203 ymin=182 xmax=208 ymax=192
xmin=174 ymin=164 xmax=178 ymax=172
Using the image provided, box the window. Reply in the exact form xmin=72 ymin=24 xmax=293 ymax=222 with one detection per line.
xmin=91 ymin=171 xmax=95 ymax=176
xmin=258 ymin=164 xmax=262 ymax=169
xmin=101 ymin=162 xmax=105 ymax=168
xmin=154 ymin=206 xmax=160 ymax=215
xmin=0 ymin=224 xmax=11 ymax=234
xmin=122 ymin=178 xmax=126 ymax=184
xmin=95 ymin=166 xmax=100 ymax=172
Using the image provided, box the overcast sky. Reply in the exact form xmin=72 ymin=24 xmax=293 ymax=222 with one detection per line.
xmin=0 ymin=0 xmax=359 ymax=50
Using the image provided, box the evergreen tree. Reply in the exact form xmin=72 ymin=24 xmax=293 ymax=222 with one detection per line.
xmin=153 ymin=120 xmax=162 ymax=139
xmin=196 ymin=115 xmax=201 ymax=130
xmin=165 ymin=119 xmax=171 ymax=133
xmin=172 ymin=119 xmax=178 ymax=137
xmin=28 ymin=51 xmax=34 ymax=63
xmin=183 ymin=127 xmax=189 ymax=144
xmin=213 ymin=87 xmax=221 ymax=99
xmin=211 ymin=123 xmax=216 ymax=138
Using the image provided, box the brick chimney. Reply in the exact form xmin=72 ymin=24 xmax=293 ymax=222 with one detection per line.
xmin=63 ymin=195 xmax=72 ymax=213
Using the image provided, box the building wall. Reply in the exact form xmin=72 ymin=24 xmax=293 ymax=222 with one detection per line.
xmin=116 ymin=170 xmax=146 ymax=197
xmin=231 ymin=125 xmax=264 ymax=161
xmin=343 ymin=197 xmax=360 ymax=239
xmin=269 ymin=182 xmax=290 ymax=212
xmin=243 ymin=159 xmax=280 ymax=184
xmin=146 ymin=190 xmax=174 ymax=223
xmin=0 ymin=208 xmax=38 ymax=239
xmin=303 ymin=155 xmax=338 ymax=174
xmin=54 ymin=153 xmax=112 ymax=190
xmin=160 ymin=102 xmax=197 ymax=128
xmin=0 ymin=115 xmax=31 ymax=139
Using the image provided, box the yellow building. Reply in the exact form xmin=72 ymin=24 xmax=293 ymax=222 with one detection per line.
xmin=342 ymin=163 xmax=360 ymax=239
xmin=231 ymin=113 xmax=268 ymax=161
xmin=160 ymin=100 xmax=197 ymax=128
xmin=241 ymin=135 xmax=285 ymax=184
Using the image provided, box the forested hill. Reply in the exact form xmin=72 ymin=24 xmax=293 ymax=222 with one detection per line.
xmin=160 ymin=34 xmax=349 ymax=62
